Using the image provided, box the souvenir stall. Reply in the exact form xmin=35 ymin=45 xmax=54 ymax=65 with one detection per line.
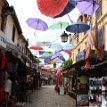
xmin=74 ymin=58 xmax=107 ymax=106
xmin=0 ymin=31 xmax=8 ymax=106
xmin=62 ymin=68 xmax=77 ymax=98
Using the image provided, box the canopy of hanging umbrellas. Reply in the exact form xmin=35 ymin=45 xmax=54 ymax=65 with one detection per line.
xmin=26 ymin=0 xmax=99 ymax=72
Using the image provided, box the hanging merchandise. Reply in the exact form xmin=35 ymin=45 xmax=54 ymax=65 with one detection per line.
xmin=84 ymin=59 xmax=90 ymax=70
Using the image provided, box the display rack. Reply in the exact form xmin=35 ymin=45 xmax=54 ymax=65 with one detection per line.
xmin=89 ymin=77 xmax=105 ymax=106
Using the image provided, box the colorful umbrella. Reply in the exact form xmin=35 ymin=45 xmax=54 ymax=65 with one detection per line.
xmin=49 ymin=43 xmax=63 ymax=50
xmin=42 ymin=51 xmax=53 ymax=57
xmin=49 ymin=21 xmax=69 ymax=29
xmin=53 ymin=0 xmax=77 ymax=18
xmin=51 ymin=52 xmax=65 ymax=61
xmin=38 ymin=50 xmax=45 ymax=55
xmin=26 ymin=18 xmax=48 ymax=31
xmin=30 ymin=45 xmax=43 ymax=50
xmin=63 ymin=43 xmax=74 ymax=50
xmin=63 ymin=50 xmax=71 ymax=55
xmin=37 ymin=0 xmax=68 ymax=17
xmin=77 ymin=0 xmax=99 ymax=16
xmin=66 ymin=22 xmax=90 ymax=33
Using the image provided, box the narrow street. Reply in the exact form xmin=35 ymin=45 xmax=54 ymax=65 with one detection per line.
xmin=26 ymin=85 xmax=76 ymax=107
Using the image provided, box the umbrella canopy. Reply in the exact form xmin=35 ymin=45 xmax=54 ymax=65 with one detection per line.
xmin=77 ymin=0 xmax=99 ymax=16
xmin=26 ymin=18 xmax=48 ymax=31
xmin=42 ymin=51 xmax=53 ymax=57
xmin=30 ymin=45 xmax=43 ymax=50
xmin=49 ymin=21 xmax=69 ymax=30
xmin=51 ymin=52 xmax=65 ymax=61
xmin=63 ymin=43 xmax=74 ymax=50
xmin=37 ymin=0 xmax=68 ymax=17
xmin=63 ymin=50 xmax=71 ymax=55
xmin=49 ymin=43 xmax=63 ymax=51
xmin=53 ymin=0 xmax=77 ymax=18
xmin=38 ymin=50 xmax=45 ymax=55
xmin=50 ymin=57 xmax=64 ymax=64
xmin=66 ymin=22 xmax=90 ymax=33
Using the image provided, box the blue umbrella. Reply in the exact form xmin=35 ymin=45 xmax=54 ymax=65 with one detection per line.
xmin=49 ymin=43 xmax=63 ymax=51
xmin=63 ymin=43 xmax=74 ymax=50
xmin=66 ymin=22 xmax=90 ymax=33
xmin=53 ymin=0 xmax=77 ymax=18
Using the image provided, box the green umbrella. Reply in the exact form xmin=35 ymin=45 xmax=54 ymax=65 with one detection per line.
xmin=49 ymin=21 xmax=69 ymax=29
xmin=42 ymin=51 xmax=53 ymax=57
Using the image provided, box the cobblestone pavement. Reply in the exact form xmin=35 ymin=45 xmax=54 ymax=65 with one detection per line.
xmin=26 ymin=85 xmax=76 ymax=107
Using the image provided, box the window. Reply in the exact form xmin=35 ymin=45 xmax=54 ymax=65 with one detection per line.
xmin=96 ymin=0 xmax=102 ymax=19
xmin=12 ymin=26 xmax=15 ymax=42
xmin=78 ymin=48 xmax=80 ymax=54
xmin=77 ymin=36 xmax=79 ymax=43
xmin=85 ymin=42 xmax=87 ymax=48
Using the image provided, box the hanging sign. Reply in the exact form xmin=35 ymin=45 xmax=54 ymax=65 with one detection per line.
xmin=0 ymin=31 xmax=7 ymax=48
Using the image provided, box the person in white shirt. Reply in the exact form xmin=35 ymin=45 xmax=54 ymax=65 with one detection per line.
xmin=101 ymin=97 xmax=107 ymax=107
xmin=4 ymin=76 xmax=12 ymax=96
xmin=4 ymin=76 xmax=12 ymax=107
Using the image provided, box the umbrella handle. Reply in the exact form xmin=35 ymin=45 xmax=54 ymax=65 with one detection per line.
xmin=34 ymin=31 xmax=37 ymax=36
xmin=67 ymin=14 xmax=73 ymax=23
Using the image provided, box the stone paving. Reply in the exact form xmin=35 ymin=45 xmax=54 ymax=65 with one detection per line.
xmin=26 ymin=85 xmax=76 ymax=107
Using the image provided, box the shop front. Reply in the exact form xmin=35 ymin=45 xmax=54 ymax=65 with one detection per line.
xmin=75 ymin=50 xmax=107 ymax=106
xmin=63 ymin=49 xmax=107 ymax=106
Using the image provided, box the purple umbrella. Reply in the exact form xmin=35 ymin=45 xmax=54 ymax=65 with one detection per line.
xmin=77 ymin=0 xmax=99 ymax=16
xmin=26 ymin=18 xmax=48 ymax=31
xmin=51 ymin=52 xmax=65 ymax=61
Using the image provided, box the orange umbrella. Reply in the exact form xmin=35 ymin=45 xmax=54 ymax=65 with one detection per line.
xmin=37 ymin=0 xmax=68 ymax=17
xmin=30 ymin=45 xmax=43 ymax=50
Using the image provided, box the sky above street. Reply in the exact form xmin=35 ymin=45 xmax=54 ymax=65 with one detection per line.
xmin=7 ymin=0 xmax=80 ymax=47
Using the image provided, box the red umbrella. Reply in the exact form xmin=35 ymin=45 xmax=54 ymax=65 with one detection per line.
xmin=30 ymin=45 xmax=43 ymax=50
xmin=37 ymin=0 xmax=68 ymax=17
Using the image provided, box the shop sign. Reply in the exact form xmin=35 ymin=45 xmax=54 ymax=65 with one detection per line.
xmin=6 ymin=42 xmax=19 ymax=53
xmin=0 ymin=31 xmax=7 ymax=48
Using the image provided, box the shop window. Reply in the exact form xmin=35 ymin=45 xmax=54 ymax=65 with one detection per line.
xmin=78 ymin=15 xmax=83 ymax=22
xmin=77 ymin=36 xmax=79 ymax=43
xmin=85 ymin=42 xmax=87 ymax=48
xmin=78 ymin=48 xmax=80 ymax=54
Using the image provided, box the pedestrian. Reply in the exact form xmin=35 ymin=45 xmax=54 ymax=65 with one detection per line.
xmin=4 ymin=76 xmax=12 ymax=107
xmin=26 ymin=75 xmax=33 ymax=103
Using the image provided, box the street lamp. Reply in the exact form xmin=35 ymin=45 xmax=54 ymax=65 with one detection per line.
xmin=60 ymin=31 xmax=69 ymax=43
